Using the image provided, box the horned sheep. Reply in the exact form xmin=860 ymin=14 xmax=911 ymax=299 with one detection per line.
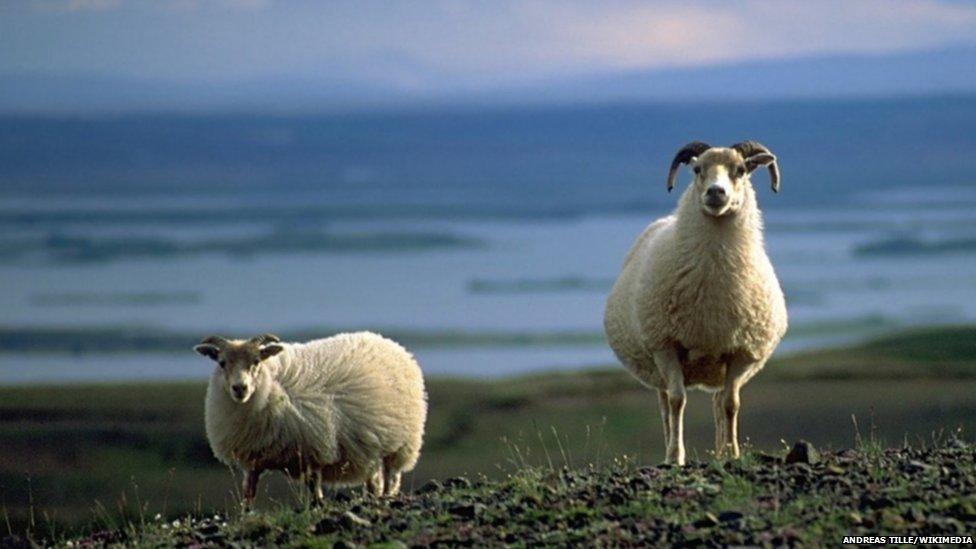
xmin=194 ymin=331 xmax=427 ymax=507
xmin=604 ymin=141 xmax=788 ymax=465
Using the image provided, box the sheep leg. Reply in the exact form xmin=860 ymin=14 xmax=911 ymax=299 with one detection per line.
xmin=382 ymin=457 xmax=402 ymax=497
xmin=242 ymin=469 xmax=262 ymax=510
xmin=721 ymin=387 xmax=742 ymax=458
xmin=383 ymin=470 xmax=402 ymax=497
xmin=656 ymin=389 xmax=671 ymax=451
xmin=712 ymin=390 xmax=728 ymax=458
xmin=365 ymin=466 xmax=385 ymax=498
xmin=653 ymin=349 xmax=686 ymax=466
xmin=306 ymin=471 xmax=324 ymax=506
xmin=722 ymin=359 xmax=757 ymax=458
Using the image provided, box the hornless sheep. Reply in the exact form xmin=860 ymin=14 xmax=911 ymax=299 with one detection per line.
xmin=193 ymin=331 xmax=427 ymax=507
xmin=604 ymin=141 xmax=788 ymax=465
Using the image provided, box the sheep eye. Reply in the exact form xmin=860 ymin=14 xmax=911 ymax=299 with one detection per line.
xmin=218 ymin=361 xmax=226 ymax=369
xmin=251 ymin=361 xmax=259 ymax=368
xmin=693 ymin=166 xmax=701 ymax=175
xmin=735 ymin=166 xmax=746 ymax=177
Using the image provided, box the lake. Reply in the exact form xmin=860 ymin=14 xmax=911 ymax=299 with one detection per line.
xmin=2 ymin=96 xmax=975 ymax=382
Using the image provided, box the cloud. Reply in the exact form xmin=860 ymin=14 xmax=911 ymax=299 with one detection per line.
xmin=31 ymin=0 xmax=271 ymax=12
xmin=8 ymin=0 xmax=976 ymax=88
xmin=32 ymin=0 xmax=122 ymax=12
xmin=451 ymin=0 xmax=976 ymax=74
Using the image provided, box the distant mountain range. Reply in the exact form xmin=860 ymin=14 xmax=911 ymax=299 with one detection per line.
xmin=2 ymin=47 xmax=975 ymax=113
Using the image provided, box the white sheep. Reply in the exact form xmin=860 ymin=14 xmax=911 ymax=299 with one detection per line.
xmin=604 ymin=141 xmax=788 ymax=465
xmin=193 ymin=331 xmax=427 ymax=507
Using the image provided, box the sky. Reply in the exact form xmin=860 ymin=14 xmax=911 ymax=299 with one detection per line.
xmin=3 ymin=0 xmax=976 ymax=95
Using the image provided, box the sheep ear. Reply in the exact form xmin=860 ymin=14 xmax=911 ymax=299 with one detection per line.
xmin=194 ymin=344 xmax=220 ymax=361
xmin=260 ymin=344 xmax=284 ymax=360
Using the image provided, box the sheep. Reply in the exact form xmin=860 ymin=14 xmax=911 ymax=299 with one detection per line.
xmin=604 ymin=141 xmax=787 ymax=466
xmin=193 ymin=331 xmax=427 ymax=507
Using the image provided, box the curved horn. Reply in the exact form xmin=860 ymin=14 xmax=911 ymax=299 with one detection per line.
xmin=250 ymin=333 xmax=281 ymax=345
xmin=666 ymin=141 xmax=711 ymax=192
xmin=198 ymin=335 xmax=229 ymax=346
xmin=731 ymin=141 xmax=780 ymax=192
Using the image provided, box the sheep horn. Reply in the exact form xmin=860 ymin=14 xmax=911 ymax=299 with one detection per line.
xmin=199 ymin=335 xmax=229 ymax=347
xmin=250 ymin=333 xmax=281 ymax=345
xmin=731 ymin=141 xmax=780 ymax=192
xmin=666 ymin=141 xmax=711 ymax=192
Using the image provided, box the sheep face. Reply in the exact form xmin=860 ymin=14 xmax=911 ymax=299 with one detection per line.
xmin=692 ymin=149 xmax=750 ymax=217
xmin=666 ymin=141 xmax=780 ymax=212
xmin=194 ymin=335 xmax=284 ymax=403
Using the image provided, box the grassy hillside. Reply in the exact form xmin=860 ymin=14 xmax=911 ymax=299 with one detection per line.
xmin=0 ymin=326 xmax=974 ymax=541
xmin=48 ymin=439 xmax=976 ymax=547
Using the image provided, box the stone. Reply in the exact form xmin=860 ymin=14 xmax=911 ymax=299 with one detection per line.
xmin=785 ymin=441 xmax=820 ymax=465
xmin=717 ymin=511 xmax=744 ymax=523
xmin=445 ymin=476 xmax=472 ymax=489
xmin=416 ymin=479 xmax=442 ymax=494
xmin=904 ymin=460 xmax=934 ymax=473
xmin=450 ymin=502 xmax=487 ymax=519
xmin=692 ymin=512 xmax=719 ymax=528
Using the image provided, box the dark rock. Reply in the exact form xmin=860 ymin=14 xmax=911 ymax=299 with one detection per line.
xmin=445 ymin=476 xmax=472 ymax=489
xmin=904 ymin=460 xmax=934 ymax=474
xmin=312 ymin=517 xmax=341 ymax=535
xmin=785 ymin=440 xmax=820 ymax=465
xmin=692 ymin=512 xmax=719 ymax=528
xmin=755 ymin=452 xmax=782 ymax=465
xmin=416 ymin=479 xmax=443 ymax=494
xmin=902 ymin=507 xmax=926 ymax=524
xmin=717 ymin=511 xmax=744 ymax=523
xmin=388 ymin=498 xmax=407 ymax=509
xmin=628 ymin=477 xmax=651 ymax=490
xmin=450 ymin=502 xmax=487 ymax=520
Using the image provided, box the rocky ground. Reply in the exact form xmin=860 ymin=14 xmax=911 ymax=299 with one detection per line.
xmin=9 ymin=437 xmax=974 ymax=548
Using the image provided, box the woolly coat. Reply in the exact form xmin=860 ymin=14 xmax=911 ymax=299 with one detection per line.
xmin=604 ymin=183 xmax=787 ymax=391
xmin=205 ymin=331 xmax=427 ymax=484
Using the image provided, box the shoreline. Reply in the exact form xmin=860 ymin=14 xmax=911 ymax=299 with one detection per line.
xmin=0 ymin=324 xmax=973 ymax=387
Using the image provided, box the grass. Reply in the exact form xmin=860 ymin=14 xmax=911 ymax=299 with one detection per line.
xmin=0 ymin=326 xmax=974 ymax=542
xmin=41 ymin=438 xmax=976 ymax=547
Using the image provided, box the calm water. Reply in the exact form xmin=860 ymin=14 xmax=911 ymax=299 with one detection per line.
xmin=2 ymin=96 xmax=975 ymax=382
